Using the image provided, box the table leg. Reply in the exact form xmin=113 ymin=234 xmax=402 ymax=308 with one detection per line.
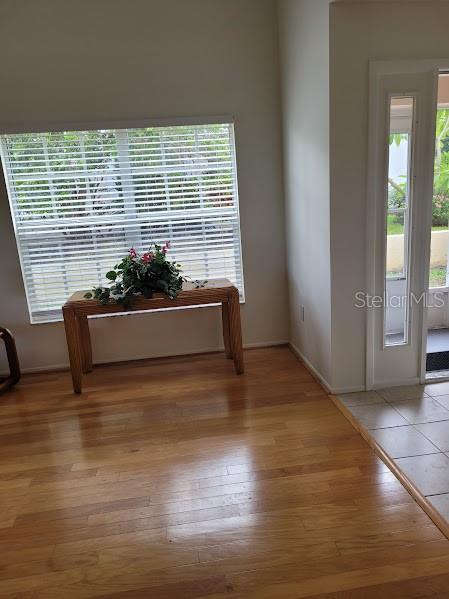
xmin=79 ymin=315 xmax=93 ymax=374
xmin=63 ymin=306 xmax=83 ymax=393
xmin=221 ymin=301 xmax=233 ymax=359
xmin=227 ymin=288 xmax=244 ymax=374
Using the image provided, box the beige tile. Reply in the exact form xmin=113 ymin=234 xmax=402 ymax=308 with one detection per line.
xmin=389 ymin=397 xmax=449 ymax=425
xmin=433 ymin=394 xmax=449 ymax=411
xmin=415 ymin=421 xmax=449 ymax=452
xmin=427 ymin=494 xmax=449 ymax=520
xmin=377 ymin=385 xmax=429 ymax=402
xmin=347 ymin=404 xmax=409 ymax=430
xmin=396 ymin=453 xmax=449 ymax=496
xmin=370 ymin=426 xmax=439 ymax=458
xmin=424 ymin=381 xmax=449 ymax=397
xmin=336 ymin=391 xmax=385 ymax=407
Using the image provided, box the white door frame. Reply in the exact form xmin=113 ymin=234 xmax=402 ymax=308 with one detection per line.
xmin=366 ymin=60 xmax=440 ymax=389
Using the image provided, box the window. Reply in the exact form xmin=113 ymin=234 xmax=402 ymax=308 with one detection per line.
xmin=386 ymin=99 xmax=413 ymax=282
xmin=384 ymin=97 xmax=415 ymax=346
xmin=0 ymin=122 xmax=244 ymax=323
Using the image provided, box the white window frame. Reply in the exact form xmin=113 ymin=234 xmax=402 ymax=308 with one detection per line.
xmin=366 ymin=60 xmax=438 ymax=390
xmin=0 ymin=116 xmax=245 ymax=324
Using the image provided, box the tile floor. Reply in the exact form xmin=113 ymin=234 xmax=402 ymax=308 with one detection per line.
xmin=336 ymin=384 xmax=449 ymax=522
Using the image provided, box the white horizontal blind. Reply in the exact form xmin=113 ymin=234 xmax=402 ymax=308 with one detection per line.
xmin=0 ymin=123 xmax=244 ymax=323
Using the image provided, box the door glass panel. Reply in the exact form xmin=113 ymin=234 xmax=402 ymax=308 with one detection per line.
xmin=384 ymin=96 xmax=414 ymax=346
xmin=429 ymin=73 xmax=449 ymax=289
xmin=426 ymin=73 xmax=449 ymax=377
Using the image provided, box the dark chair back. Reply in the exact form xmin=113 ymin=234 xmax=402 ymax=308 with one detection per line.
xmin=0 ymin=327 xmax=20 ymax=393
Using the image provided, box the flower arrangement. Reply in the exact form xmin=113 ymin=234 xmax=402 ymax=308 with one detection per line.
xmin=84 ymin=242 xmax=185 ymax=307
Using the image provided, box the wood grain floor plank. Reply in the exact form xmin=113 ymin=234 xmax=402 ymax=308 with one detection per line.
xmin=2 ymin=347 xmax=449 ymax=597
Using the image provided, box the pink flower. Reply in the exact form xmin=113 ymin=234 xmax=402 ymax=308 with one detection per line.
xmin=162 ymin=241 xmax=171 ymax=254
xmin=142 ymin=251 xmax=154 ymax=263
xmin=129 ymin=248 xmax=137 ymax=259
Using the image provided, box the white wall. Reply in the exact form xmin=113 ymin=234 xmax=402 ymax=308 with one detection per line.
xmin=0 ymin=0 xmax=288 ymax=372
xmin=278 ymin=0 xmax=332 ymax=387
xmin=330 ymin=0 xmax=449 ymax=390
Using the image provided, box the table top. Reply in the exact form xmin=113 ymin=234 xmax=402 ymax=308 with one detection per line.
xmin=63 ymin=278 xmax=237 ymax=313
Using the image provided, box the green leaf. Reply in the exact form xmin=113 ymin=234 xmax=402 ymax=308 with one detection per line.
xmin=84 ymin=291 xmax=93 ymax=299
xmin=158 ymin=279 xmax=169 ymax=293
xmin=106 ymin=270 xmax=117 ymax=281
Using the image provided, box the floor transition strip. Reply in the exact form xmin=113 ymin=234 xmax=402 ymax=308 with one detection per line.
xmin=330 ymin=393 xmax=449 ymax=541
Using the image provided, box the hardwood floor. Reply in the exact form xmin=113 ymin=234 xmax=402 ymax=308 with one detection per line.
xmin=2 ymin=346 xmax=449 ymax=598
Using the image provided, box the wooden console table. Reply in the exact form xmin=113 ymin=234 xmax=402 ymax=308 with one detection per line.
xmin=62 ymin=279 xmax=243 ymax=393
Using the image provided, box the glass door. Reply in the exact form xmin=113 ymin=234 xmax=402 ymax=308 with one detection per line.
xmin=367 ymin=67 xmax=437 ymax=388
xmin=426 ymin=73 xmax=449 ymax=378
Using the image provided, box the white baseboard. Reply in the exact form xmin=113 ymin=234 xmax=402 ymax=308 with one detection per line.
xmin=371 ymin=377 xmax=421 ymax=389
xmin=331 ymin=384 xmax=366 ymax=395
xmin=287 ymin=343 xmax=367 ymax=395
xmin=288 ymin=342 xmax=333 ymax=393
xmin=12 ymin=363 xmax=68 ymax=375
xmin=0 ymin=340 xmax=288 ymax=376
xmin=244 ymin=340 xmax=288 ymax=350
xmin=335 ymin=379 xmax=423 ymax=394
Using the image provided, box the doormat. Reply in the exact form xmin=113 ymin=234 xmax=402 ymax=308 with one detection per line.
xmin=426 ymin=351 xmax=449 ymax=372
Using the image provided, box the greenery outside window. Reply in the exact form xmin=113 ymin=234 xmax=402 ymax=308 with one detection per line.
xmin=0 ymin=122 xmax=244 ymax=323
